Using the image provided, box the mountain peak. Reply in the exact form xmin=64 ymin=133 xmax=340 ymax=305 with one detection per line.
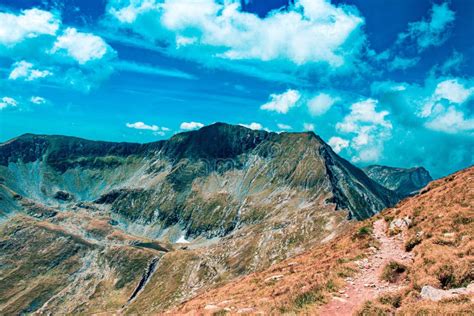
xmin=363 ymin=164 xmax=433 ymax=197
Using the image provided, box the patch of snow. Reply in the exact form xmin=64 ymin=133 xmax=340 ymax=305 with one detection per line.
xmin=176 ymin=234 xmax=190 ymax=244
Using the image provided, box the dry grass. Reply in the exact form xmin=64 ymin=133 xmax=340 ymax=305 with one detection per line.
xmin=170 ymin=217 xmax=376 ymax=314
xmin=362 ymin=166 xmax=474 ymax=314
xmin=381 ymin=261 xmax=408 ymax=283
xmin=173 ymin=166 xmax=474 ymax=314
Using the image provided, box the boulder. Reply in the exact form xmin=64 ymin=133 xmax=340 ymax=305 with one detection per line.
xmin=389 ymin=217 xmax=412 ymax=233
xmin=420 ymin=284 xmax=474 ymax=302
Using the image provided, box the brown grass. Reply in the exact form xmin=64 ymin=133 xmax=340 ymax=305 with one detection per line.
xmin=381 ymin=261 xmax=407 ymax=283
xmin=172 ymin=166 xmax=474 ymax=314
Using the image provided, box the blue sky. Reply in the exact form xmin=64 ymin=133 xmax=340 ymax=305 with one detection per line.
xmin=0 ymin=0 xmax=473 ymax=178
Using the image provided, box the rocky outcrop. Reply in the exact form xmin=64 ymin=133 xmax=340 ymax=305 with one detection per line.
xmin=362 ymin=165 xmax=433 ymax=197
xmin=420 ymin=284 xmax=474 ymax=302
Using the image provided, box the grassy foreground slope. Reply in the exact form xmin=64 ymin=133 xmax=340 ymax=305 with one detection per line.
xmin=174 ymin=166 xmax=473 ymax=315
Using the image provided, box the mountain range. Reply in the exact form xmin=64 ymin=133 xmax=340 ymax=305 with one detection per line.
xmin=0 ymin=123 xmax=450 ymax=315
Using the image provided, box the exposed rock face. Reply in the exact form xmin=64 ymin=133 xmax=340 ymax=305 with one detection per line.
xmin=0 ymin=123 xmax=401 ymax=314
xmin=420 ymin=284 xmax=474 ymax=302
xmin=362 ymin=165 xmax=433 ymax=197
xmin=1 ymin=123 xmax=397 ymax=225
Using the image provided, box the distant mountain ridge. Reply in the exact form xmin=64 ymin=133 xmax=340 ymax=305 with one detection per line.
xmin=362 ymin=164 xmax=433 ymax=197
xmin=0 ymin=123 xmax=398 ymax=223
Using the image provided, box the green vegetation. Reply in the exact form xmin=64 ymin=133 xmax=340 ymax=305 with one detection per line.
xmin=354 ymin=225 xmax=372 ymax=238
xmin=381 ymin=261 xmax=407 ymax=283
xmin=405 ymin=234 xmax=422 ymax=251
xmin=293 ymin=286 xmax=325 ymax=309
xmin=356 ymin=301 xmax=393 ymax=316
xmin=378 ymin=293 xmax=402 ymax=308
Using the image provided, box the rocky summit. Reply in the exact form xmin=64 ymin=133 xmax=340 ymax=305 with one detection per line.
xmin=0 ymin=123 xmax=402 ymax=314
xmin=362 ymin=165 xmax=433 ymax=197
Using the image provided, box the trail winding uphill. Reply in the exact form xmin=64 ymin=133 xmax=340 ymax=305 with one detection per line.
xmin=317 ymin=219 xmax=414 ymax=315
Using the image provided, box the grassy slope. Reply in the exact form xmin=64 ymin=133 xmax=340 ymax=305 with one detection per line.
xmin=0 ymin=214 xmax=162 ymax=315
xmin=173 ymin=166 xmax=473 ymax=315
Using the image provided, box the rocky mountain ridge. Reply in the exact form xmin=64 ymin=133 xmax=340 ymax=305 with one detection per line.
xmin=362 ymin=164 xmax=433 ymax=197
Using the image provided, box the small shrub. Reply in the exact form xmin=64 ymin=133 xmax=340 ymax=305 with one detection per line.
xmin=355 ymin=226 xmax=372 ymax=238
xmin=437 ymin=265 xmax=456 ymax=289
xmin=356 ymin=301 xmax=393 ymax=316
xmin=405 ymin=235 xmax=422 ymax=251
xmin=293 ymin=286 xmax=325 ymax=309
xmin=381 ymin=261 xmax=407 ymax=283
xmin=325 ymin=279 xmax=337 ymax=292
xmin=379 ymin=293 xmax=402 ymax=308
xmin=453 ymin=214 xmax=472 ymax=225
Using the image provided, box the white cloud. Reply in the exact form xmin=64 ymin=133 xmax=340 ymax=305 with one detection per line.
xmin=328 ymin=136 xmax=349 ymax=154
xmin=397 ymin=3 xmax=455 ymax=52
xmin=425 ymin=106 xmax=474 ymax=134
xmin=337 ymin=99 xmax=392 ymax=133
xmin=336 ymin=99 xmax=392 ymax=163
xmin=0 ymin=8 xmax=116 ymax=92
xmin=107 ymin=0 xmax=365 ymax=67
xmin=239 ymin=122 xmax=263 ymax=130
xmin=419 ymin=79 xmax=474 ymax=134
xmin=434 ymin=79 xmax=473 ymax=104
xmin=180 ymin=121 xmax=204 ymax=130
xmin=308 ymin=92 xmax=337 ymax=116
xmin=277 ymin=123 xmax=292 ymax=130
xmin=373 ymin=76 xmax=474 ymax=136
xmin=51 ymin=28 xmax=113 ymax=64
xmin=260 ymin=89 xmax=301 ymax=114
xmin=0 ymin=8 xmax=60 ymax=46
xmin=303 ymin=123 xmax=315 ymax=131
xmin=9 ymin=61 xmax=52 ymax=81
xmin=30 ymin=96 xmax=46 ymax=104
xmin=0 ymin=97 xmax=18 ymax=110
xmin=126 ymin=121 xmax=159 ymax=131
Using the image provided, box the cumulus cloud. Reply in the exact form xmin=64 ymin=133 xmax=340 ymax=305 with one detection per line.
xmin=328 ymin=136 xmax=349 ymax=154
xmin=277 ymin=123 xmax=292 ymax=130
xmin=371 ymin=74 xmax=474 ymax=137
xmin=30 ymin=96 xmax=46 ymax=104
xmin=51 ymin=28 xmax=114 ymax=64
xmin=0 ymin=97 xmax=18 ymax=110
xmin=434 ymin=79 xmax=473 ymax=104
xmin=9 ymin=61 xmax=52 ymax=81
xmin=106 ymin=0 xmax=367 ymax=78
xmin=303 ymin=123 xmax=315 ymax=131
xmin=336 ymin=99 xmax=392 ymax=163
xmin=425 ymin=106 xmax=474 ymax=134
xmin=126 ymin=121 xmax=160 ymax=131
xmin=180 ymin=121 xmax=204 ymax=130
xmin=260 ymin=89 xmax=301 ymax=114
xmin=308 ymin=92 xmax=337 ymax=116
xmin=420 ymin=79 xmax=474 ymax=134
xmin=397 ymin=2 xmax=455 ymax=52
xmin=0 ymin=8 xmax=60 ymax=46
xmin=0 ymin=8 xmax=116 ymax=92
xmin=239 ymin=122 xmax=263 ymax=130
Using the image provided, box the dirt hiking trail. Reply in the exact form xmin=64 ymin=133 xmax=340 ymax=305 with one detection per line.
xmin=317 ymin=219 xmax=413 ymax=315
